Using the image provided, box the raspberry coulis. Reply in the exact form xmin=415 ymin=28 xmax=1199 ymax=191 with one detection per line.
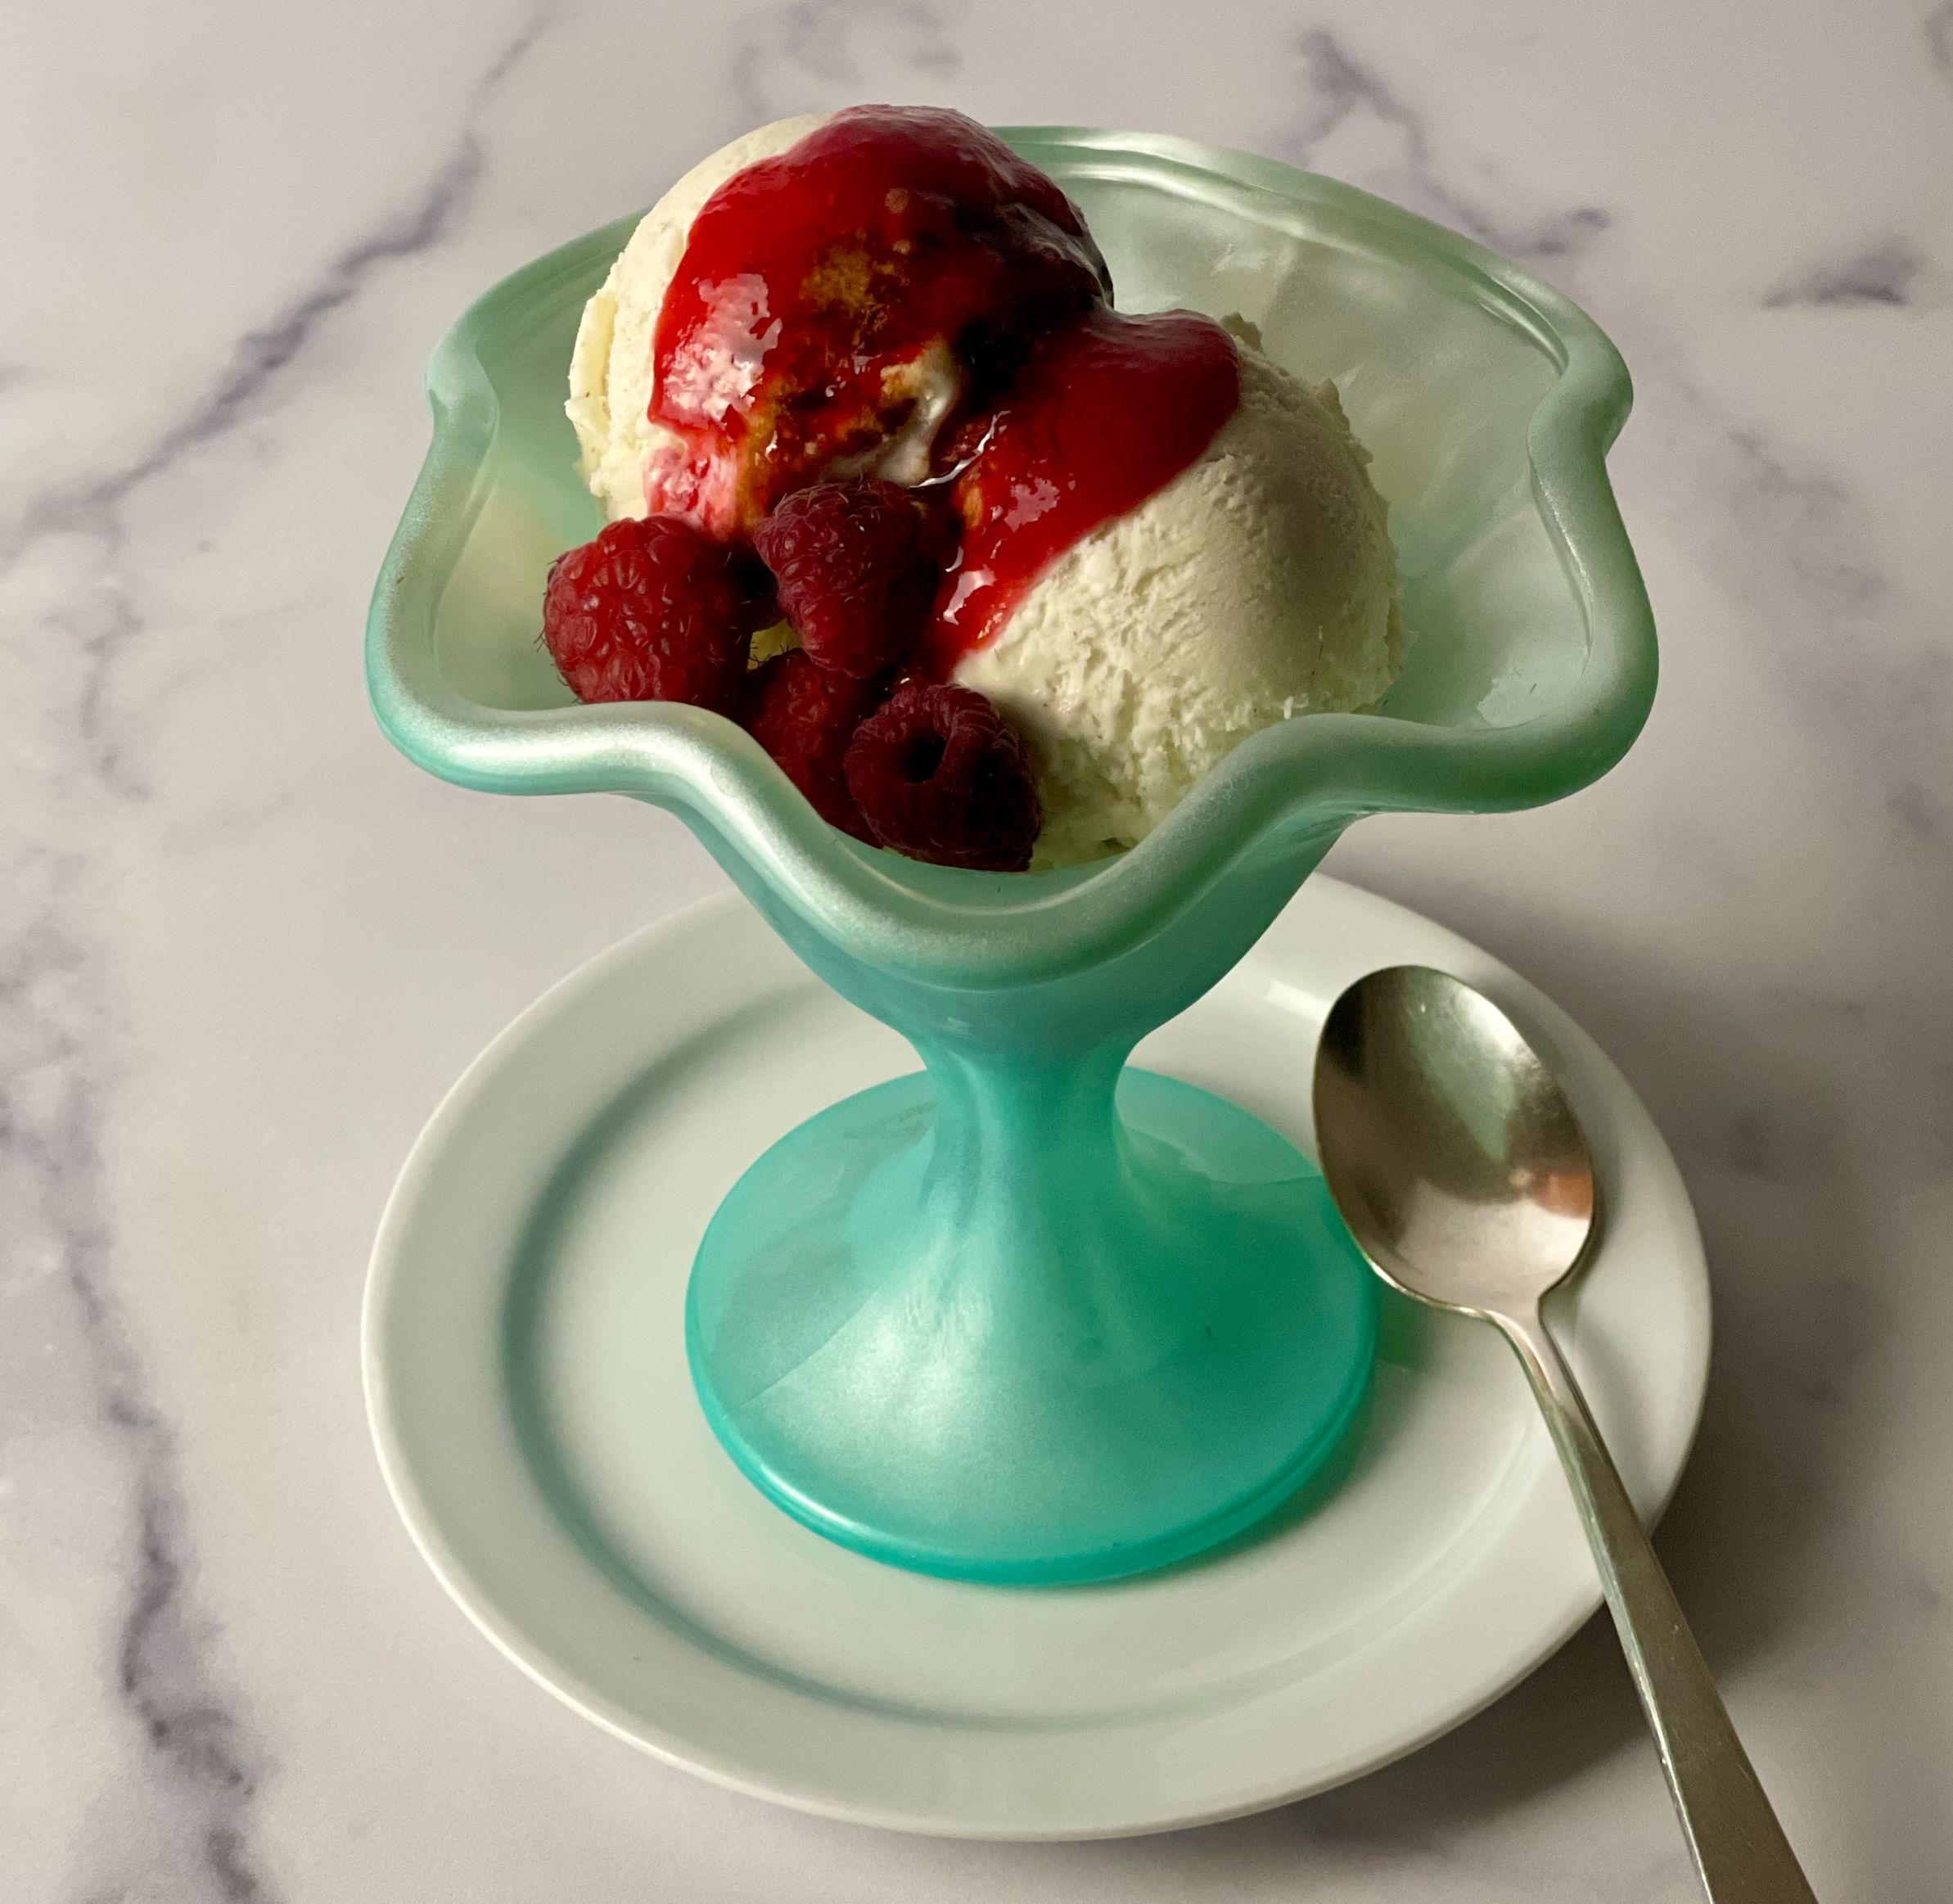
xmin=651 ymin=106 xmax=1109 ymax=536
xmin=648 ymin=107 xmax=1238 ymax=658
xmin=915 ymin=306 xmax=1238 ymax=675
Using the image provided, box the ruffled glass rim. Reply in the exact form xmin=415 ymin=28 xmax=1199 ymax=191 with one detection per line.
xmin=368 ymin=129 xmax=1655 ymax=990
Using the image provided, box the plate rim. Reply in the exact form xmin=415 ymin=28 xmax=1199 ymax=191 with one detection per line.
xmin=363 ymin=877 xmax=1711 ymax=1839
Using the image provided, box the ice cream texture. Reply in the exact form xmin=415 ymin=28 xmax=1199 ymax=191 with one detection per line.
xmin=566 ymin=111 xmax=1402 ymax=868
xmin=957 ymin=318 xmax=1400 ymax=864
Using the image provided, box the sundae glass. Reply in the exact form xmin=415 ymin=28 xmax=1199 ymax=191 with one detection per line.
xmin=368 ymin=128 xmax=1655 ymax=1584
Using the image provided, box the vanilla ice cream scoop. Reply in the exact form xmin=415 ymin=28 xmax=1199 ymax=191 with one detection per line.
xmin=954 ymin=322 xmax=1400 ymax=867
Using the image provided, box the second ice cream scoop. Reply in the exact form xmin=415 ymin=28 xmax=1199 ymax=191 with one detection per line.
xmin=951 ymin=316 xmax=1399 ymax=866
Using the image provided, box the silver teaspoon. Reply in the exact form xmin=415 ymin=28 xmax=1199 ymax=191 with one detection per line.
xmin=1311 ymin=964 xmax=1817 ymax=1904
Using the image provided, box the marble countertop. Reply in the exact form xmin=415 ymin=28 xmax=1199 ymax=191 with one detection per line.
xmin=5 ymin=2 xmax=1949 ymax=1897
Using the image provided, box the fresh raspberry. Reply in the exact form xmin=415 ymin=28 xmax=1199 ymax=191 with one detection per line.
xmin=742 ymin=651 xmax=883 ymax=841
xmin=751 ymin=479 xmax=949 ymax=679
xmin=543 ymin=517 xmax=768 ymax=711
xmin=842 ymin=680 xmax=1040 ymax=871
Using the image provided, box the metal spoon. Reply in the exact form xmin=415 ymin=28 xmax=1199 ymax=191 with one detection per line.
xmin=1311 ymin=964 xmax=1816 ymax=1904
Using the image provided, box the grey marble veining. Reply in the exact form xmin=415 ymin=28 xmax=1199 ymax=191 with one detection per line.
xmin=2 ymin=2 xmax=1948 ymax=1899
xmin=2 ymin=16 xmax=579 ymax=1898
xmin=1276 ymin=28 xmax=1615 ymax=267
xmin=1764 ymin=239 xmax=1926 ymax=309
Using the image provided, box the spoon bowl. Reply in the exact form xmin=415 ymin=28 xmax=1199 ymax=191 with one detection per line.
xmin=1314 ymin=964 xmax=1596 ymax=1317
xmin=1312 ymin=965 xmax=1817 ymax=1904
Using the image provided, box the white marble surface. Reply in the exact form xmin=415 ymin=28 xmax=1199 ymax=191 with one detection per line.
xmin=3 ymin=1 xmax=1949 ymax=1897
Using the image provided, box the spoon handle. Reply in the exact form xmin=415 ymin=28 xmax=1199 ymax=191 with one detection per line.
xmin=1494 ymin=1305 xmax=1818 ymax=1904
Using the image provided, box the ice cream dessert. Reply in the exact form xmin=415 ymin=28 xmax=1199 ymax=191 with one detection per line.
xmin=548 ymin=106 xmax=1401 ymax=870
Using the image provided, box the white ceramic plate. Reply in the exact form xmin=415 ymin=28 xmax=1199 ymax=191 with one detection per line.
xmin=364 ymin=877 xmax=1709 ymax=1839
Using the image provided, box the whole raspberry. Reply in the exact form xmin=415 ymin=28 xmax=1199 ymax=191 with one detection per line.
xmin=843 ymin=681 xmax=1041 ymax=871
xmin=742 ymin=651 xmax=883 ymax=841
xmin=752 ymin=479 xmax=948 ymax=679
xmin=543 ymin=517 xmax=766 ymax=711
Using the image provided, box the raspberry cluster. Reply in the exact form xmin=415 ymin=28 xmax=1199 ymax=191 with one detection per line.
xmin=541 ymin=477 xmax=1041 ymax=872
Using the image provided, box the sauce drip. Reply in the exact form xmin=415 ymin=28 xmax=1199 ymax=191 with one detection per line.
xmin=648 ymin=106 xmax=1239 ymax=659
xmin=916 ymin=308 xmax=1238 ymax=674
xmin=651 ymin=106 xmax=1108 ymax=536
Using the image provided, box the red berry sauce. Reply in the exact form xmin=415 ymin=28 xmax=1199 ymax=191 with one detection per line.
xmin=650 ymin=106 xmax=1109 ymax=538
xmin=915 ymin=307 xmax=1238 ymax=676
xmin=647 ymin=105 xmax=1238 ymax=675
xmin=577 ymin=106 xmax=1248 ymax=866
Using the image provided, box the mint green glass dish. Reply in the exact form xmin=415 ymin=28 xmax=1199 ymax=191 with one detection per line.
xmin=367 ymin=129 xmax=1655 ymax=1586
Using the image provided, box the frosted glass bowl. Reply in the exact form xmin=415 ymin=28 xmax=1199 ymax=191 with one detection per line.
xmin=368 ymin=129 xmax=1655 ymax=1585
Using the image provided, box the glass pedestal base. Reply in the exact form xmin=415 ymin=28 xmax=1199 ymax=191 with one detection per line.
xmin=686 ymin=1067 xmax=1376 ymax=1584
